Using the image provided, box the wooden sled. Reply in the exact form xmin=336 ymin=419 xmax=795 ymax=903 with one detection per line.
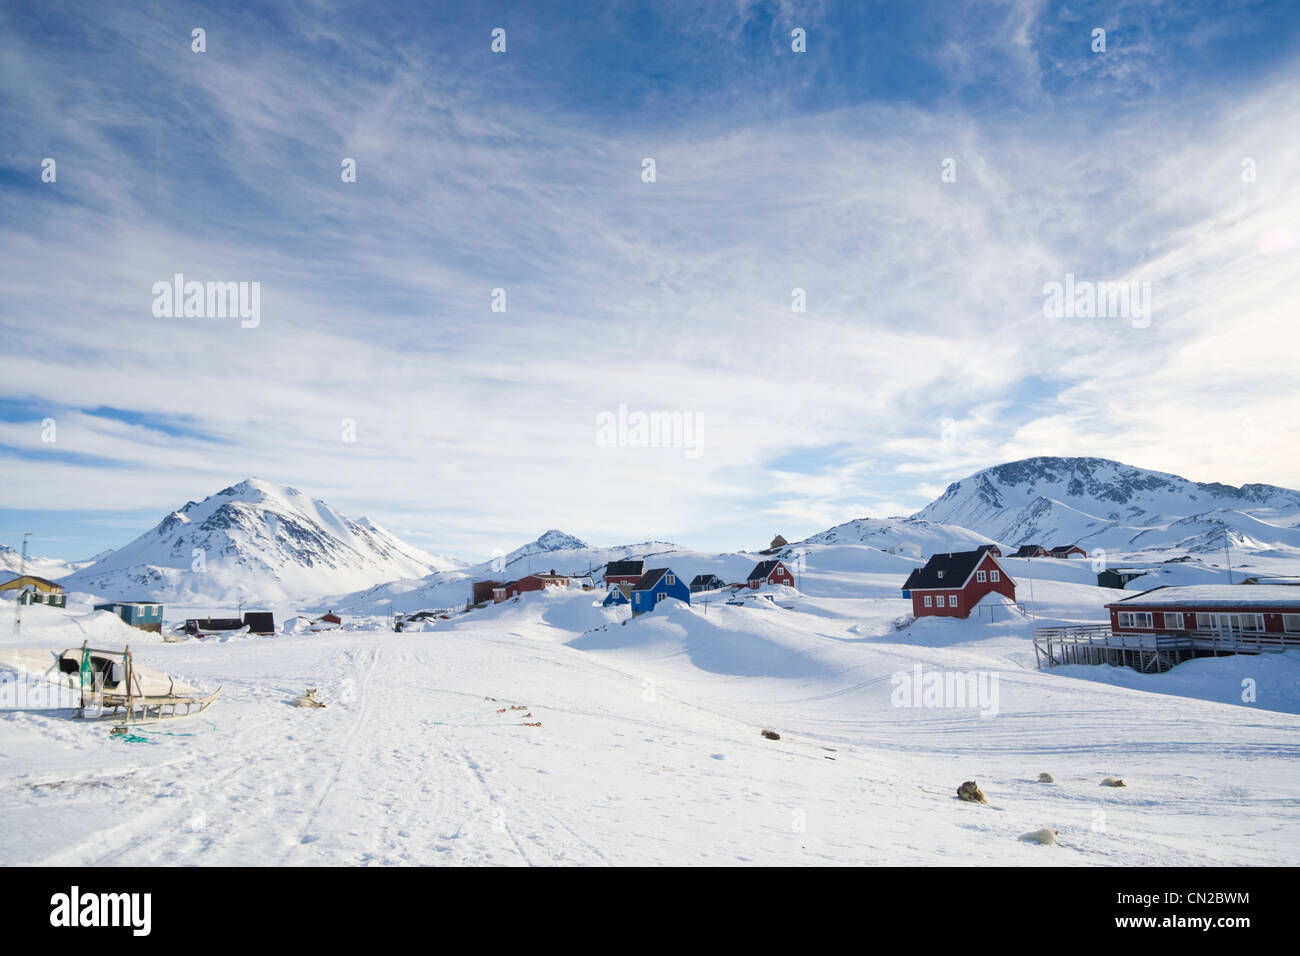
xmin=66 ymin=641 xmax=221 ymax=724
xmin=80 ymin=686 xmax=222 ymax=722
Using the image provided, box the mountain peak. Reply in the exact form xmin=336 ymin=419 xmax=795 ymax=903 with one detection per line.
xmin=915 ymin=457 xmax=1300 ymax=554
xmin=63 ymin=480 xmax=443 ymax=603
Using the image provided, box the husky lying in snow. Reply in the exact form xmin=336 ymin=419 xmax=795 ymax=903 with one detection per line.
xmin=1020 ymin=827 xmax=1059 ymax=845
xmin=291 ymin=688 xmax=326 ymax=708
xmin=1101 ymin=777 xmax=1126 ymax=787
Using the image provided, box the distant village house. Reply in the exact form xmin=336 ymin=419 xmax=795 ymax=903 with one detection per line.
xmin=746 ymin=560 xmax=794 ymax=589
xmin=0 ymin=575 xmax=67 ymax=608
xmin=902 ymin=549 xmax=1017 ymax=619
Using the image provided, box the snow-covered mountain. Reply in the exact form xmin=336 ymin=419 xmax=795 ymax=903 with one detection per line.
xmin=60 ymin=478 xmax=461 ymax=604
xmin=914 ymin=457 xmax=1300 ymax=555
xmin=0 ymin=543 xmax=108 ymax=580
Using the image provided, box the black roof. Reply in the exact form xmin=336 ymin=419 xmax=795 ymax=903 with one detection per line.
xmin=975 ymin=544 xmax=999 ymax=552
xmin=901 ymin=550 xmax=995 ymax=590
xmin=1011 ymin=545 xmax=1044 ymax=557
xmin=606 ymin=559 xmax=645 ymax=576
xmin=747 ymin=560 xmax=784 ymax=580
xmin=691 ymin=573 xmax=722 ymax=585
xmin=186 ymin=617 xmax=243 ymax=631
xmin=243 ymin=612 xmax=276 ymax=633
xmin=632 ymin=568 xmax=672 ymax=590
xmin=1049 ymin=544 xmax=1080 ymax=553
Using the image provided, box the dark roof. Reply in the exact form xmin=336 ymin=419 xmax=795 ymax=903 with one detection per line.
xmin=900 ymin=550 xmax=995 ymax=590
xmin=1011 ymin=545 xmax=1044 ymax=557
xmin=975 ymin=544 xmax=999 ymax=552
xmin=186 ymin=618 xmax=244 ymax=631
xmin=606 ymin=559 xmax=645 ymax=577
xmin=691 ymin=573 xmax=722 ymax=585
xmin=243 ymin=612 xmax=276 ymax=633
xmin=632 ymin=568 xmax=671 ymax=591
xmin=747 ymin=560 xmax=784 ymax=581
xmin=1050 ymin=544 xmax=1081 ymax=553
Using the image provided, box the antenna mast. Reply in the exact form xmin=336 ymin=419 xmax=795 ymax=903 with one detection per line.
xmin=12 ymin=532 xmax=31 ymax=634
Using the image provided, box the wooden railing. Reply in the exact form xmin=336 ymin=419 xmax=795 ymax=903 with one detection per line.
xmin=1033 ymin=624 xmax=1300 ymax=671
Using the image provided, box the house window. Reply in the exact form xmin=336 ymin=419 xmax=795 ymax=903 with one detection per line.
xmin=1163 ymin=612 xmax=1185 ymax=629
xmin=976 ymin=570 xmax=986 ymax=583
xmin=1283 ymin=614 xmax=1300 ymax=633
xmin=923 ymin=595 xmax=932 ymax=608
xmin=1117 ymin=611 xmax=1153 ymax=629
xmin=990 ymin=570 xmax=1000 ymax=583
xmin=666 ymin=574 xmax=675 ymax=586
xmin=936 ymin=570 xmax=945 ymax=580
xmin=657 ymin=592 xmax=666 ymax=602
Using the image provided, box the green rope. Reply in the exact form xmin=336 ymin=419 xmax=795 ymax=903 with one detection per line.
xmin=110 ymin=720 xmax=217 ymax=744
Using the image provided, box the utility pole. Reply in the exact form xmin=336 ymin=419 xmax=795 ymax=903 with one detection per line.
xmin=1223 ymin=525 xmax=1234 ymax=585
xmin=13 ymin=532 xmax=31 ymax=634
xmin=1026 ymin=555 xmax=1037 ymax=622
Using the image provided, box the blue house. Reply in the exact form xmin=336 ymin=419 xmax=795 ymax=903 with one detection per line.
xmin=94 ymin=601 xmax=165 ymax=633
xmin=603 ymin=584 xmax=631 ymax=607
xmin=631 ymin=568 xmax=691 ymax=616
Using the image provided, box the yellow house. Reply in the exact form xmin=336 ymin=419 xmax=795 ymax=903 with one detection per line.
xmin=0 ymin=575 xmax=67 ymax=607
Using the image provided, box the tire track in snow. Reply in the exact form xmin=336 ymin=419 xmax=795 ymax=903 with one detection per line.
xmin=279 ymin=646 xmax=381 ymax=863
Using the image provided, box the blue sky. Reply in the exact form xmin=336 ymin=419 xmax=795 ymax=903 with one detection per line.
xmin=2 ymin=0 xmax=1299 ymax=561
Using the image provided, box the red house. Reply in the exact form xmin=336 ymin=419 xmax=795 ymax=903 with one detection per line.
xmin=493 ymin=572 xmax=570 ymax=603
xmin=746 ymin=559 xmax=795 ymax=589
xmin=902 ymin=549 xmax=1016 ymax=619
xmin=1049 ymin=544 xmax=1087 ymax=559
xmin=604 ymin=559 xmax=646 ymax=590
xmin=1106 ymin=586 xmax=1300 ymax=639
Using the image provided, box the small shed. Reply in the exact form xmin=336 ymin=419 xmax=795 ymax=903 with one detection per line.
xmin=1097 ymin=569 xmax=1148 ymax=590
xmin=243 ymin=612 xmax=276 ymax=635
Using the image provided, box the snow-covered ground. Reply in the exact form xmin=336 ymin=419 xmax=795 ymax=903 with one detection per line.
xmin=2 ymin=548 xmax=1297 ymax=866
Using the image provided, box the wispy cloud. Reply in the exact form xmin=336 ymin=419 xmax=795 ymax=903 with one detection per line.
xmin=1 ymin=0 xmax=1298 ymax=559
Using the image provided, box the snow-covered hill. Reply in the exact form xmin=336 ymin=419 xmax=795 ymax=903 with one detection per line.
xmin=914 ymin=457 xmax=1300 ymax=556
xmin=0 ymin=543 xmax=104 ymax=581
xmin=59 ymin=479 xmax=460 ymax=604
xmin=797 ymin=515 xmax=999 ymax=556
xmin=328 ymin=530 xmax=693 ymax=615
xmin=4 ymin=556 xmax=1297 ymax=866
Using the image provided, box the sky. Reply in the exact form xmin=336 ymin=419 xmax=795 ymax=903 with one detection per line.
xmin=1 ymin=0 xmax=1299 ymax=562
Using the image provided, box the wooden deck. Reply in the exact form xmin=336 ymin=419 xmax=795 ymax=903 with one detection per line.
xmin=1033 ymin=625 xmax=1300 ymax=674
